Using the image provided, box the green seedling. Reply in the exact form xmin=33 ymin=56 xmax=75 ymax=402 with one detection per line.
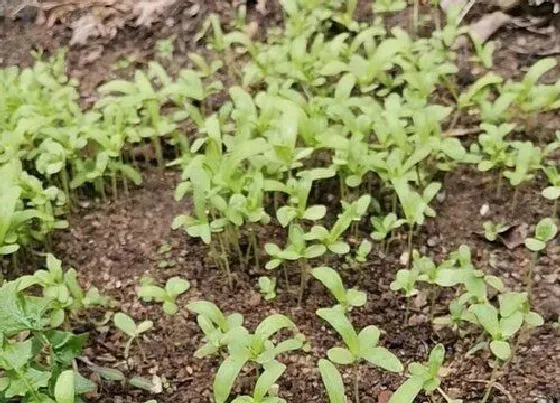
xmin=542 ymin=165 xmax=560 ymax=217
xmin=312 ymin=266 xmax=366 ymax=312
xmin=138 ymin=276 xmax=191 ymax=315
xmin=188 ymin=301 xmax=245 ymax=358
xmin=390 ymin=266 xmax=419 ymax=325
xmin=524 ymin=218 xmax=557 ymax=298
xmin=258 ymin=276 xmax=277 ymax=300
xmin=503 ymin=141 xmax=542 ymax=210
xmin=482 ymin=221 xmax=509 ymax=242
xmin=389 ymin=344 xmax=459 ymax=403
xmin=317 ymin=305 xmax=403 ymax=403
xmin=156 ymin=36 xmax=175 ymax=60
xmin=470 ymin=34 xmax=495 ymax=69
xmin=370 ymin=212 xmax=406 ymax=251
xmin=394 ymin=179 xmax=441 ymax=268
xmin=355 ymin=239 xmax=372 ymax=263
xmin=265 ymin=224 xmax=326 ymax=305
xmin=113 ymin=313 xmax=153 ymax=360
xmin=231 ymin=361 xmax=287 ymax=403
xmin=212 ymin=314 xmax=305 ymax=403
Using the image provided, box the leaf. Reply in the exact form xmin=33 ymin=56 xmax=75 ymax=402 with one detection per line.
xmin=524 ymin=238 xmax=546 ymax=252
xmin=54 ymin=370 xmax=74 ymax=403
xmin=524 ymin=312 xmax=544 ymax=328
xmin=165 ymin=277 xmax=190 ymax=297
xmin=137 ymin=321 xmax=154 ymax=334
xmin=0 ymin=340 xmax=33 ymax=370
xmin=90 ymin=366 xmax=126 ymax=381
xmin=328 ymin=241 xmax=350 ymax=255
xmin=535 ymin=218 xmax=557 ymax=242
xmin=129 ymin=377 xmax=156 ymax=392
xmin=327 ymin=347 xmax=355 ymax=364
xmin=346 ymin=289 xmax=367 ymax=307
xmin=311 ymin=267 xmax=347 ymax=305
xmin=213 ymin=353 xmax=250 ymax=403
xmin=320 ymin=61 xmax=349 ymax=76
xmin=388 ymin=376 xmax=424 ymax=403
xmin=469 ymin=304 xmax=500 ymax=338
xmin=499 ymin=311 xmax=523 ymax=337
xmin=0 ymin=282 xmax=50 ymax=336
xmin=113 ymin=313 xmax=137 ymax=337
xmin=276 ymin=206 xmax=297 ymax=227
xmin=318 ymin=359 xmax=346 ymax=403
xmin=361 ymin=347 xmax=403 ymax=372
xmin=254 ymin=361 xmax=286 ymax=401
xmin=316 ymin=306 xmax=359 ymax=354
xmin=304 ymin=245 xmax=326 ymax=259
xmin=303 ymin=205 xmax=326 ymax=221
xmin=255 ymin=314 xmax=295 ymax=339
xmin=489 ymin=340 xmax=511 ymax=361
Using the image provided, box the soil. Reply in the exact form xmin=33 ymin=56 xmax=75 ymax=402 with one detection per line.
xmin=2 ymin=0 xmax=560 ymax=402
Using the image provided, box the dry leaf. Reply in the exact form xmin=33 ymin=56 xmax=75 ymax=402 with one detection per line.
xmin=469 ymin=12 xmax=512 ymax=42
xmin=440 ymin=0 xmax=469 ymax=11
xmin=498 ymin=222 xmax=528 ymax=249
xmin=71 ymin=14 xmax=103 ymax=45
xmin=133 ymin=0 xmax=176 ymax=27
xmin=256 ymin=0 xmax=267 ymax=14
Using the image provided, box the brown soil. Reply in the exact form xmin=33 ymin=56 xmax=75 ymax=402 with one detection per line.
xmin=2 ymin=0 xmax=560 ymax=402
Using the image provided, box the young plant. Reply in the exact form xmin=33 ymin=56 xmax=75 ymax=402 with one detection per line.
xmin=113 ymin=313 xmax=153 ymax=360
xmin=482 ymin=221 xmax=509 ymax=242
xmin=542 ymin=165 xmax=560 ymax=217
xmin=524 ymin=218 xmax=557 ymax=298
xmin=212 ymin=314 xmax=305 ymax=403
xmin=390 ymin=266 xmax=419 ymax=324
xmin=316 ymin=305 xmax=403 ymax=403
xmin=137 ymin=276 xmax=191 ymax=315
xmin=231 ymin=361 xmax=287 ymax=403
xmin=394 ymin=179 xmax=441 ymax=268
xmin=258 ymin=276 xmax=277 ymax=300
xmin=155 ymin=36 xmax=175 ymax=60
xmin=370 ymin=212 xmax=406 ymax=251
xmin=312 ymin=266 xmax=367 ymax=312
xmin=503 ymin=141 xmax=542 ymax=210
xmin=389 ymin=344 xmax=458 ymax=403
xmin=318 ymin=359 xmax=347 ymax=403
xmin=187 ymin=301 xmax=245 ymax=358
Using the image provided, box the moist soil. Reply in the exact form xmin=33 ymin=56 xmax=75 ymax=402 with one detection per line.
xmin=2 ymin=0 xmax=560 ymax=402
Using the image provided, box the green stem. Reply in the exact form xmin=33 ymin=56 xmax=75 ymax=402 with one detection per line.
xmin=218 ymin=233 xmax=233 ymax=289
xmin=496 ymin=171 xmax=503 ymax=199
xmin=481 ymin=360 xmax=500 ymax=403
xmin=526 ymin=251 xmax=538 ymax=302
xmin=404 ymin=298 xmax=410 ymax=326
xmin=511 ymin=186 xmax=519 ymax=212
xmin=120 ymin=154 xmax=129 ymax=195
xmin=111 ymin=170 xmax=118 ymax=199
xmin=406 ymin=224 xmax=414 ymax=269
xmin=152 ymin=137 xmax=164 ymax=172
xmin=412 ymin=0 xmax=419 ymax=38
xmin=354 ymin=364 xmax=360 ymax=403
xmin=283 ymin=266 xmax=290 ymax=292
xmin=60 ymin=166 xmax=72 ymax=211
xmin=298 ymin=260 xmax=308 ymax=307
xmin=124 ymin=337 xmax=134 ymax=360
xmin=250 ymin=230 xmax=260 ymax=271
xmin=430 ymin=287 xmax=438 ymax=322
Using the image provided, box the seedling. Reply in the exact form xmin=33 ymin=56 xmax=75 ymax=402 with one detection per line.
xmin=258 ymin=276 xmax=277 ymax=300
xmin=187 ymin=301 xmax=245 ymax=358
xmin=231 ymin=361 xmax=287 ymax=403
xmin=370 ymin=212 xmax=406 ymax=252
xmin=524 ymin=218 xmax=557 ymax=298
xmin=155 ymin=36 xmax=175 ymax=60
xmin=137 ymin=276 xmax=191 ymax=315
xmin=482 ymin=221 xmax=509 ymax=242
xmin=390 ymin=266 xmax=419 ymax=324
xmin=389 ymin=344 xmax=459 ymax=403
xmin=542 ymin=165 xmax=560 ymax=217
xmin=317 ymin=305 xmax=403 ymax=403
xmin=113 ymin=313 xmax=153 ymax=360
xmin=503 ymin=141 xmax=542 ymax=210
xmin=318 ymin=359 xmax=347 ymax=403
xmin=312 ymin=266 xmax=366 ymax=312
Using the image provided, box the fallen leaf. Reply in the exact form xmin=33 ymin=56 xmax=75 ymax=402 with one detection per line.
xmin=468 ymin=12 xmax=512 ymax=42
xmin=498 ymin=222 xmax=529 ymax=249
xmin=133 ymin=0 xmax=176 ymax=27
xmin=256 ymin=0 xmax=267 ymax=14
xmin=378 ymin=390 xmax=392 ymax=403
xmin=440 ymin=0 xmax=469 ymax=11
xmin=71 ymin=14 xmax=103 ymax=46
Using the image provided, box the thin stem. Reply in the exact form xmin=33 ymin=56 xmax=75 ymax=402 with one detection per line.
xmin=152 ymin=137 xmax=164 ymax=173
xmin=111 ymin=170 xmax=118 ymax=199
xmin=250 ymin=229 xmax=260 ymax=271
xmin=404 ymin=298 xmax=410 ymax=326
xmin=283 ymin=266 xmax=290 ymax=292
xmin=218 ymin=233 xmax=233 ymax=289
xmin=496 ymin=171 xmax=503 ymax=199
xmin=526 ymin=251 xmax=538 ymax=302
xmin=429 ymin=287 xmax=438 ymax=322
xmin=412 ymin=0 xmax=419 ymax=38
xmin=481 ymin=360 xmax=500 ymax=403
xmin=298 ymin=260 xmax=308 ymax=307
xmin=124 ymin=337 xmax=134 ymax=360
xmin=60 ymin=166 xmax=72 ymax=211
xmin=406 ymin=224 xmax=414 ymax=269
xmin=511 ymin=186 xmax=519 ymax=212
xmin=354 ymin=364 xmax=360 ymax=403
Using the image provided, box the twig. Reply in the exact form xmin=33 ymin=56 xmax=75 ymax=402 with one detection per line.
xmin=466 ymin=379 xmax=514 ymax=402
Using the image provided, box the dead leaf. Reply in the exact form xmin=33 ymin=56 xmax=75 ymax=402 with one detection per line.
xmin=256 ymin=0 xmax=267 ymax=14
xmin=491 ymin=0 xmax=520 ymax=9
xmin=378 ymin=390 xmax=392 ymax=403
xmin=71 ymin=14 xmax=104 ymax=46
xmin=499 ymin=222 xmax=529 ymax=249
xmin=440 ymin=0 xmax=469 ymax=11
xmin=469 ymin=12 xmax=512 ymax=42
xmin=133 ymin=0 xmax=176 ymax=27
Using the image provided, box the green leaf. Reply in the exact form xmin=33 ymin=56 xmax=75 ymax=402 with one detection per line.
xmin=469 ymin=304 xmax=500 ymax=338
xmin=129 ymin=377 xmax=156 ymax=392
xmin=499 ymin=311 xmax=523 ymax=337
xmin=525 ymin=238 xmax=546 ymax=252
xmin=213 ymin=353 xmax=250 ymax=403
xmin=303 ymin=205 xmax=326 ymax=221
xmin=316 ymin=306 xmax=359 ymax=354
xmin=524 ymin=311 xmax=544 ymax=328
xmin=388 ymin=376 xmax=424 ymax=403
xmin=357 ymin=325 xmax=380 ymax=349
xmin=90 ymin=366 xmax=126 ymax=381
xmin=254 ymin=361 xmax=286 ymax=401
xmin=0 ymin=340 xmax=33 ymax=370
xmin=535 ymin=218 xmax=557 ymax=242
xmin=5 ymin=368 xmax=51 ymax=398
xmin=346 ymin=289 xmax=367 ymax=307
xmin=318 ymin=359 xmax=346 ymax=403
xmin=489 ymin=340 xmax=511 ymax=361
xmin=543 ymin=186 xmax=560 ymax=200
xmin=328 ymin=241 xmax=350 ymax=255
xmin=255 ymin=314 xmax=295 ymax=339
xmin=304 ymin=245 xmax=326 ymax=259
xmin=113 ymin=313 xmax=137 ymax=337
xmin=361 ymin=347 xmax=403 ymax=372
xmin=327 ymin=347 xmax=355 ymax=364
xmin=165 ymin=277 xmax=190 ymax=297
xmin=137 ymin=320 xmax=153 ymax=334
xmin=276 ymin=206 xmax=297 ymax=227
xmin=320 ymin=61 xmax=349 ymax=76
xmin=54 ymin=370 xmax=74 ymax=403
